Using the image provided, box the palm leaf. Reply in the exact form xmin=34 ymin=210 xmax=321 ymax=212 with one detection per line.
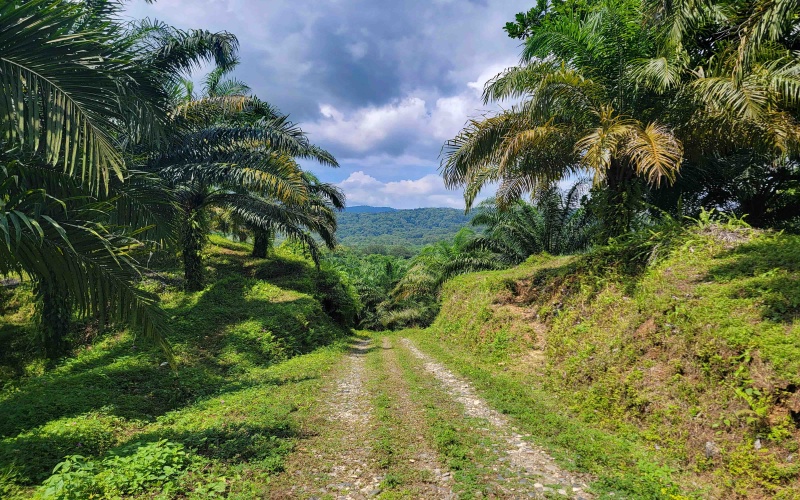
xmin=0 ymin=0 xmax=129 ymax=192
xmin=623 ymin=122 xmax=684 ymax=186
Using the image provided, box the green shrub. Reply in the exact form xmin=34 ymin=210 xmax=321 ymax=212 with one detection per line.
xmin=314 ymin=263 xmax=360 ymax=327
xmin=0 ymin=412 xmax=123 ymax=484
xmin=37 ymin=440 xmax=188 ymax=499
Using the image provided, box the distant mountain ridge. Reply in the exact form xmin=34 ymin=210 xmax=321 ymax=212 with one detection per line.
xmin=336 ymin=206 xmax=471 ymax=248
xmin=344 ymin=205 xmax=397 ymax=213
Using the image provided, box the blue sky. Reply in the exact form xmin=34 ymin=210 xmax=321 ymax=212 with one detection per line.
xmin=125 ymin=0 xmax=531 ymax=208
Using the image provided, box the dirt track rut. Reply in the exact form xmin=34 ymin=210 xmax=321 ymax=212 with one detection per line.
xmin=272 ymin=335 xmax=594 ymax=499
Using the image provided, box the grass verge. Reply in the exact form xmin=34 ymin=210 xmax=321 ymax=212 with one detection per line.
xmin=421 ymin=221 xmax=800 ymax=498
xmin=403 ymin=329 xmax=695 ymax=499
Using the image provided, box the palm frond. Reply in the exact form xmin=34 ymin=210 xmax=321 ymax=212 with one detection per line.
xmin=576 ymin=107 xmax=639 ymax=175
xmin=623 ymin=123 xmax=684 ymax=186
xmin=0 ymin=0 xmax=129 ymax=191
xmin=210 ymin=192 xmax=329 ymax=264
xmin=482 ymin=61 xmax=559 ymax=103
xmin=734 ymin=0 xmax=800 ymax=80
xmin=129 ymin=18 xmax=239 ymax=77
xmin=0 ymin=157 xmax=173 ymax=359
xmin=629 ymin=55 xmax=688 ymax=93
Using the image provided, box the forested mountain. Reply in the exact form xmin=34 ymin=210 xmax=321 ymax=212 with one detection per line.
xmin=336 ymin=207 xmax=471 ymax=247
xmin=344 ymin=206 xmax=397 ymax=214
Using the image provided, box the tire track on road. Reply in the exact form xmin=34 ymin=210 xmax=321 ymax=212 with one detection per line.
xmin=400 ymin=337 xmax=594 ymax=498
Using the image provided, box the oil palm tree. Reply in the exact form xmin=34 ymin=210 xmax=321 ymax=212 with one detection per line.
xmin=0 ymin=0 xmax=240 ymax=357
xmin=147 ymin=70 xmax=339 ymax=290
xmin=384 ymin=229 xmax=493 ymax=328
xmin=636 ymin=0 xmax=800 ymax=157
xmin=441 ymin=0 xmax=683 ymax=239
xmin=211 ymin=171 xmax=345 ymax=261
xmin=466 ymin=180 xmax=594 ymax=264
xmin=630 ymin=0 xmax=800 ymax=224
xmin=149 ymin=128 xmax=315 ymax=290
xmin=0 ymin=0 xmax=169 ymax=356
xmin=249 ymin=172 xmax=346 ymax=259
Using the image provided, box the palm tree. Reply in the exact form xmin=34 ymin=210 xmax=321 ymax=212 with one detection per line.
xmin=384 ymin=229 xmax=493 ymax=328
xmin=631 ymin=0 xmax=800 ymax=225
xmin=146 ymin=70 xmax=340 ymax=290
xmin=0 ymin=0 xmax=240 ymax=357
xmin=0 ymin=155 xmax=176 ymax=356
xmin=441 ymin=0 xmax=683 ymax=240
xmin=0 ymin=0 xmax=169 ymax=357
xmin=249 ymin=172 xmax=346 ymax=259
xmin=466 ymin=181 xmax=594 ymax=265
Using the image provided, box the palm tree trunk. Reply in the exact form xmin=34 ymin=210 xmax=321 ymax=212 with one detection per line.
xmin=182 ymin=208 xmax=206 ymax=292
xmin=35 ymin=282 xmax=71 ymax=359
xmin=600 ymin=158 xmax=640 ymax=240
xmin=252 ymin=228 xmax=275 ymax=258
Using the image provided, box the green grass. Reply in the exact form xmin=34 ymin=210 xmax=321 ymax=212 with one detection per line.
xmin=0 ymin=237 xmax=350 ymax=498
xmin=366 ymin=335 xmax=442 ymax=498
xmin=418 ymin=222 xmax=800 ymax=499
xmin=403 ymin=329 xmax=689 ymax=499
xmin=3 ymin=224 xmax=798 ymax=498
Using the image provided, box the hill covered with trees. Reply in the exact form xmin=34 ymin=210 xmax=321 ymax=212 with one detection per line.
xmin=336 ymin=207 xmax=472 ymax=248
xmin=344 ymin=206 xmax=397 ymax=214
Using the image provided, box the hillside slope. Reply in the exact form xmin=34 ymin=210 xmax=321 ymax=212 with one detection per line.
xmin=0 ymin=237 xmax=351 ymax=497
xmin=422 ymin=223 xmax=800 ymax=498
xmin=344 ymin=205 xmax=397 ymax=214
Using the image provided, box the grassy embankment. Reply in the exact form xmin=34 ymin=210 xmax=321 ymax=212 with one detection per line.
xmin=407 ymin=220 xmax=800 ymax=499
xmin=0 ymin=236 xmax=351 ymax=498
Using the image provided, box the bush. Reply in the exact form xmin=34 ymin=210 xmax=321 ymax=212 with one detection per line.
xmin=314 ymin=263 xmax=360 ymax=327
xmin=37 ymin=440 xmax=188 ymax=499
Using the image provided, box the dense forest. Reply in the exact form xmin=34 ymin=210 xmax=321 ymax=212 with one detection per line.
xmin=335 ymin=207 xmax=472 ymax=248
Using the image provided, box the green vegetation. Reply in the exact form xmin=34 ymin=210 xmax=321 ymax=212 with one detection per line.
xmin=465 ymin=181 xmax=594 ymax=263
xmin=336 ymin=208 xmax=472 ymax=249
xmin=331 ymin=183 xmax=597 ymax=331
xmin=393 ymin=340 xmax=517 ymax=498
xmin=420 ymin=218 xmax=800 ymax=498
xmin=443 ymin=0 xmax=800 ymax=238
xmin=0 ymin=238 xmax=350 ymax=497
xmin=2 ymin=1 xmax=799 ymax=499
xmin=325 ymin=249 xmax=411 ymax=329
xmin=0 ymin=0 xmax=342 ymax=361
xmin=405 ymin=329 xmax=690 ymax=498
xmin=154 ymin=65 xmax=342 ymax=290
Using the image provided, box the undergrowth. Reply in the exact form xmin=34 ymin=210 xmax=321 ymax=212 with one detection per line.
xmin=0 ymin=236 xmax=351 ymax=498
xmin=425 ymin=216 xmax=800 ymax=498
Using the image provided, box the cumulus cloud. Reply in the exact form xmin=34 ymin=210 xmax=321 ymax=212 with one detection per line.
xmin=304 ymin=59 xmax=516 ymax=160
xmin=302 ymin=51 xmax=519 ymax=162
xmin=125 ymin=0 xmax=531 ymax=207
xmin=306 ymin=98 xmax=428 ymax=152
xmin=338 ymin=171 xmax=471 ymax=209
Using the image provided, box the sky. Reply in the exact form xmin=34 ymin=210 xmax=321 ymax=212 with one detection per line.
xmin=125 ymin=0 xmax=532 ymax=209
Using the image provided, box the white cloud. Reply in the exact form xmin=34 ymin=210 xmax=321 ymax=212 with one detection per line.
xmin=338 ymin=171 xmax=470 ymax=209
xmin=430 ymin=94 xmax=474 ymax=141
xmin=306 ymin=98 xmax=427 ymax=152
xmin=337 ymin=153 xmax=435 ymax=169
xmin=337 ymin=171 xmax=497 ymax=209
xmin=303 ymin=53 xmax=522 ymax=161
xmin=467 ymin=62 xmax=517 ymax=96
xmin=346 ymin=41 xmax=369 ymax=60
xmin=123 ymin=0 xmax=530 ymax=208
